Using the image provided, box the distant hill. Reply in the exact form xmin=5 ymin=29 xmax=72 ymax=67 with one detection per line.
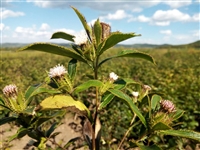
xmin=117 ymin=40 xmax=200 ymax=49
xmin=1 ymin=43 xmax=71 ymax=48
xmin=1 ymin=40 xmax=200 ymax=49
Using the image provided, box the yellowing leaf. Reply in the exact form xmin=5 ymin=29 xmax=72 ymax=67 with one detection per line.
xmin=38 ymin=95 xmax=91 ymax=119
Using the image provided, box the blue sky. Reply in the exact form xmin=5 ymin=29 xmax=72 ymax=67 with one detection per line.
xmin=1 ymin=0 xmax=199 ymax=45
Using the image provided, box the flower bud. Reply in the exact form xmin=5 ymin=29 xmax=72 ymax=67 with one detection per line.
xmin=143 ymin=85 xmax=152 ymax=91
xmin=3 ymin=84 xmax=18 ymax=98
xmin=132 ymin=91 xmax=139 ymax=98
xmin=160 ymin=100 xmax=176 ymax=113
xmin=100 ymin=22 xmax=111 ymax=40
xmin=109 ymin=72 xmax=118 ymax=81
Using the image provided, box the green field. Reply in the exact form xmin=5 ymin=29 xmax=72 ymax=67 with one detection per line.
xmin=1 ymin=45 xmax=200 ymax=148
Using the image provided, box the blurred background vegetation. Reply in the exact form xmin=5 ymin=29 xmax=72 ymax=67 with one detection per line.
xmin=1 ymin=40 xmax=200 ymax=148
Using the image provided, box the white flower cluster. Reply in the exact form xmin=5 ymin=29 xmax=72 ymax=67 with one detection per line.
xmin=132 ymin=91 xmax=139 ymax=97
xmin=73 ymin=32 xmax=88 ymax=45
xmin=109 ymin=72 xmax=118 ymax=81
xmin=49 ymin=64 xmax=67 ymax=78
xmin=160 ymin=100 xmax=176 ymax=113
xmin=3 ymin=84 xmax=18 ymax=98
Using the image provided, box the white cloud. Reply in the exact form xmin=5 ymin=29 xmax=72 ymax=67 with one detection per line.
xmin=137 ymin=15 xmax=151 ymax=22
xmin=40 ymin=23 xmax=50 ymax=30
xmin=160 ymin=30 xmax=172 ymax=35
xmin=1 ymin=8 xmax=25 ymax=19
xmin=154 ymin=21 xmax=170 ymax=26
xmin=129 ymin=9 xmax=196 ymax=26
xmin=0 ymin=23 xmax=5 ymax=31
xmin=26 ymin=0 xmax=160 ymax=12
xmin=10 ymin=24 xmax=78 ymax=43
xmin=14 ymin=25 xmax=52 ymax=40
xmin=100 ymin=10 xmax=132 ymax=20
xmin=192 ymin=13 xmax=200 ymax=21
xmin=0 ymin=23 xmax=10 ymax=31
xmin=131 ymin=8 xmax=143 ymax=13
xmin=53 ymin=28 xmax=76 ymax=35
xmin=152 ymin=9 xmax=191 ymax=22
xmin=163 ymin=0 xmax=192 ymax=8
xmin=191 ymin=30 xmax=200 ymax=37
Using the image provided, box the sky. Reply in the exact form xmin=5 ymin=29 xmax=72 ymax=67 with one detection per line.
xmin=1 ymin=0 xmax=200 ymax=45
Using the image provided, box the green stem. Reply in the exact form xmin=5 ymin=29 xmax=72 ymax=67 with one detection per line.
xmin=117 ymin=118 xmax=140 ymax=150
xmin=91 ymin=56 xmax=99 ymax=150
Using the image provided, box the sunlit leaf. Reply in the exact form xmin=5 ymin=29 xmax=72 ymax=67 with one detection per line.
xmin=74 ymin=80 xmax=104 ymax=93
xmin=171 ymin=109 xmax=184 ymax=121
xmin=38 ymin=95 xmax=91 ymax=120
xmin=99 ymin=49 xmax=156 ymax=67
xmin=71 ymin=6 xmax=92 ymax=41
xmin=152 ymin=122 xmax=171 ymax=131
xmin=99 ymin=93 xmax=115 ymax=109
xmin=25 ymin=85 xmax=61 ymax=106
xmin=108 ymin=89 xmax=147 ymax=127
xmin=19 ymin=43 xmax=87 ymax=63
xmin=93 ymin=19 xmax=102 ymax=46
xmin=98 ymin=32 xmax=140 ymax=55
xmin=151 ymin=95 xmax=162 ymax=110
xmin=51 ymin=31 xmax=75 ymax=42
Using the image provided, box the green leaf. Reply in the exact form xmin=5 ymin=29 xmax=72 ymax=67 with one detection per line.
xmin=64 ymin=137 xmax=82 ymax=148
xmin=99 ymin=49 xmax=156 ymax=67
xmin=99 ymin=79 xmax=132 ymax=109
xmin=74 ymin=80 xmax=104 ymax=93
xmin=99 ymin=93 xmax=115 ymax=109
xmin=33 ymin=111 xmax=65 ymax=127
xmin=98 ymin=32 xmax=140 ymax=55
xmin=152 ymin=122 xmax=171 ymax=131
xmin=0 ymin=117 xmax=16 ymax=126
xmin=151 ymin=95 xmax=162 ymax=110
xmin=171 ymin=109 xmax=184 ymax=121
xmin=108 ymin=89 xmax=147 ymax=127
xmin=25 ymin=85 xmax=61 ymax=106
xmin=160 ymin=129 xmax=200 ymax=142
xmin=51 ymin=31 xmax=75 ymax=42
xmin=45 ymin=122 xmax=58 ymax=138
xmin=138 ymin=144 xmax=162 ymax=150
xmin=8 ymin=127 xmax=28 ymax=142
xmin=18 ymin=43 xmax=87 ymax=63
xmin=38 ymin=95 xmax=91 ymax=120
xmin=68 ymin=59 xmax=77 ymax=81
xmin=93 ymin=19 xmax=102 ymax=46
xmin=0 ymin=97 xmax=12 ymax=111
xmin=71 ymin=6 xmax=92 ymax=41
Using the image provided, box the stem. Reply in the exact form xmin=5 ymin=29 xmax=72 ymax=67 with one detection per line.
xmin=91 ymin=56 xmax=99 ymax=150
xmin=117 ymin=113 xmax=138 ymax=150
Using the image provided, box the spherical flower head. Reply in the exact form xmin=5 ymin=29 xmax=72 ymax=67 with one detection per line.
xmin=73 ymin=32 xmax=88 ymax=46
xmin=160 ymin=100 xmax=176 ymax=113
xmin=49 ymin=64 xmax=67 ymax=79
xmin=3 ymin=84 xmax=18 ymax=98
xmin=132 ymin=91 xmax=139 ymax=97
xmin=109 ymin=72 xmax=118 ymax=81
